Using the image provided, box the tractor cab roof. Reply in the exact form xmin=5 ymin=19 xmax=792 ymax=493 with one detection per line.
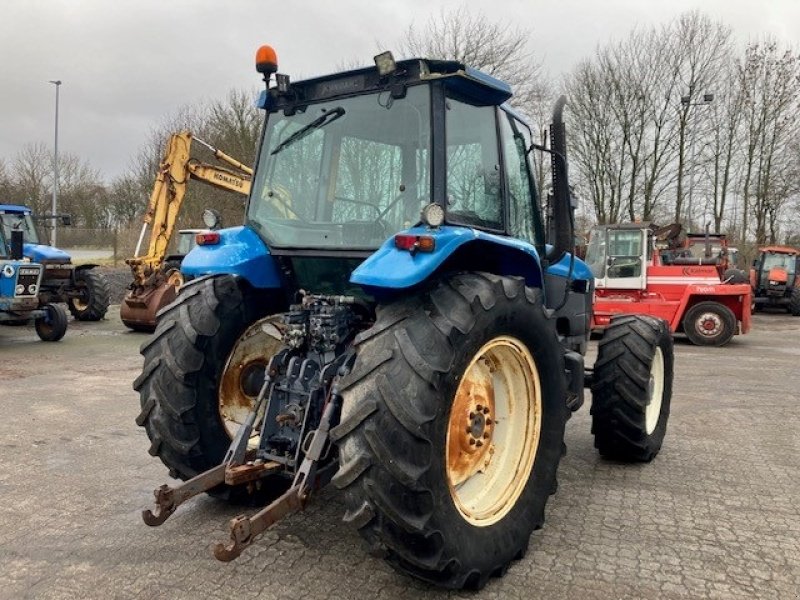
xmin=260 ymin=58 xmax=513 ymax=112
xmin=0 ymin=205 xmax=32 ymax=214
xmin=591 ymin=222 xmax=652 ymax=231
xmin=760 ymin=245 xmax=799 ymax=255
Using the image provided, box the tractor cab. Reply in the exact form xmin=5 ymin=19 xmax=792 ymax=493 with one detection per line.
xmin=753 ymin=246 xmax=799 ymax=292
xmin=183 ymin=54 xmax=552 ymax=298
xmin=585 ymin=224 xmax=649 ymax=290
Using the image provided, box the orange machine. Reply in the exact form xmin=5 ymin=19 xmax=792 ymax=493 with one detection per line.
xmin=750 ymin=245 xmax=800 ymax=314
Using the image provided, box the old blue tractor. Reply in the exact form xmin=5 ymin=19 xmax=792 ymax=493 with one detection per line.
xmin=136 ymin=47 xmax=674 ymax=589
xmin=0 ymin=205 xmax=110 ymax=321
xmin=0 ymin=228 xmax=67 ymax=341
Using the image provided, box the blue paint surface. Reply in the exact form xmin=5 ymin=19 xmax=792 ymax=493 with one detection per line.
xmin=350 ymin=225 xmax=544 ymax=288
xmin=23 ymin=243 xmax=71 ymax=263
xmin=181 ymin=226 xmax=282 ymax=288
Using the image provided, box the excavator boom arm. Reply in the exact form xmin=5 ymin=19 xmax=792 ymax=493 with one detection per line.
xmin=130 ymin=131 xmax=251 ymax=276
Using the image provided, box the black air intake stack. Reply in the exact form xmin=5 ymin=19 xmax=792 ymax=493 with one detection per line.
xmin=548 ymin=95 xmax=572 ymax=263
xmin=10 ymin=229 xmax=23 ymax=260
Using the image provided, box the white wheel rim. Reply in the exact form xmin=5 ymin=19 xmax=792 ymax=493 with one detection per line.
xmin=645 ymin=347 xmax=665 ymax=435
xmin=694 ymin=312 xmax=722 ymax=338
xmin=445 ymin=336 xmax=541 ymax=527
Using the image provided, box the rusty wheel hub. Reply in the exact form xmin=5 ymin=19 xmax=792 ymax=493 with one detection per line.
xmin=218 ymin=316 xmax=284 ymax=441
xmin=445 ymin=336 xmax=541 ymax=527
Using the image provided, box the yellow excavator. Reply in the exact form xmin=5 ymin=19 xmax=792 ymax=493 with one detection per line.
xmin=120 ymin=131 xmax=252 ymax=331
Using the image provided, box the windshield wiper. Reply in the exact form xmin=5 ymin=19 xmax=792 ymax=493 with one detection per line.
xmin=270 ymin=106 xmax=345 ymax=156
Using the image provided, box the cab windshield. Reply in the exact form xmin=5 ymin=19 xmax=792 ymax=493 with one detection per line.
xmin=248 ymin=85 xmax=431 ymax=250
xmin=0 ymin=212 xmax=40 ymax=245
xmin=763 ymin=252 xmax=797 ymax=274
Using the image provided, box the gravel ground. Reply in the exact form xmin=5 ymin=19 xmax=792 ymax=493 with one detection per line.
xmin=1 ymin=311 xmax=799 ymax=599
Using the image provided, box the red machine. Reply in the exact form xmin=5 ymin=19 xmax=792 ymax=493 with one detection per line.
xmin=750 ymin=245 xmax=800 ymax=314
xmin=586 ymin=223 xmax=751 ymax=346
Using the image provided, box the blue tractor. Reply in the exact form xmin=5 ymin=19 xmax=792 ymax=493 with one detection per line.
xmin=0 ymin=205 xmax=110 ymax=321
xmin=136 ymin=48 xmax=674 ymax=589
xmin=0 ymin=227 xmax=68 ymax=341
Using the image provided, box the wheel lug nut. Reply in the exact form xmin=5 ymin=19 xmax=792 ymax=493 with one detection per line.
xmin=483 ymin=432 xmax=489 ymax=439
xmin=469 ymin=439 xmax=476 ymax=446
xmin=476 ymin=440 xmax=483 ymax=447
xmin=476 ymin=404 xmax=483 ymax=411
xmin=469 ymin=412 xmax=476 ymax=419
xmin=466 ymin=427 xmax=472 ymax=434
xmin=485 ymin=418 xmax=492 ymax=425
xmin=483 ymin=407 xmax=490 ymax=414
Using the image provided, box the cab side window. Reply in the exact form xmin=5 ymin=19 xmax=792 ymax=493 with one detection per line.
xmin=445 ymin=98 xmax=503 ymax=230
xmin=500 ymin=113 xmax=536 ymax=244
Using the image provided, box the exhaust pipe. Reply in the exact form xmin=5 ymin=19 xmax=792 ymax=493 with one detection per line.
xmin=10 ymin=229 xmax=24 ymax=260
xmin=548 ymin=95 xmax=572 ymax=262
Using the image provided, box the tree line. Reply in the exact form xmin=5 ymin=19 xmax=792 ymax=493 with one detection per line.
xmin=1 ymin=7 xmax=798 ymax=251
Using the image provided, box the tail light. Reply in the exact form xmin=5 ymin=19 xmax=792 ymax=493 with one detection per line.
xmin=196 ymin=232 xmax=221 ymax=246
xmin=394 ymin=234 xmax=435 ymax=253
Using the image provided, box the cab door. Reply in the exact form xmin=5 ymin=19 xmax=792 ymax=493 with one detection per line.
xmin=598 ymin=228 xmax=647 ymax=290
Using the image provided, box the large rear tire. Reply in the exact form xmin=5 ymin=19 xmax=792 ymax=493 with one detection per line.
xmin=682 ymin=301 xmax=736 ymax=346
xmin=333 ymin=273 xmax=568 ymax=589
xmin=591 ymin=315 xmax=673 ymax=461
xmin=134 ymin=275 xmax=284 ymax=495
xmin=68 ymin=269 xmax=110 ymax=321
xmin=788 ymin=287 xmax=800 ymax=316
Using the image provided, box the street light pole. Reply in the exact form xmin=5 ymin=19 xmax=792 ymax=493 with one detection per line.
xmin=680 ymin=90 xmax=714 ymax=229
xmin=48 ymin=79 xmax=62 ymax=246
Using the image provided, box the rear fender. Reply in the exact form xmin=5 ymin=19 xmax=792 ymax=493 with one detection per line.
xmin=180 ymin=226 xmax=282 ymax=289
xmin=677 ymin=284 xmax=752 ymax=333
xmin=350 ymin=225 xmax=544 ymax=293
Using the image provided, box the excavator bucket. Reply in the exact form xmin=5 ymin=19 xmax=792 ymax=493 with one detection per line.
xmin=120 ymin=272 xmax=182 ymax=332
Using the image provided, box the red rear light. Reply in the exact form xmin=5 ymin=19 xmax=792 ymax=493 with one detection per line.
xmin=196 ymin=232 xmax=221 ymax=246
xmin=394 ymin=234 xmax=435 ymax=253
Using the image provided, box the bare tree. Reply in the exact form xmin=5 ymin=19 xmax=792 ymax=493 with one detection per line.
xmin=737 ymin=40 xmax=800 ymax=245
xmin=399 ymin=5 xmax=544 ymax=110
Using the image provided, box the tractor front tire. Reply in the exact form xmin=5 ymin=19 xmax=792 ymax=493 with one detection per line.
xmin=788 ymin=288 xmax=800 ymax=316
xmin=134 ymin=275 xmax=282 ymax=496
xmin=68 ymin=269 xmax=111 ymax=321
xmin=591 ymin=315 xmax=673 ymax=461
xmin=334 ymin=273 xmax=568 ymax=589
xmin=35 ymin=303 xmax=68 ymax=341
xmin=682 ymin=301 xmax=736 ymax=346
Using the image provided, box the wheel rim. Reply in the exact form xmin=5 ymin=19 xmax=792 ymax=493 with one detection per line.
xmin=694 ymin=311 xmax=722 ymax=338
xmin=166 ymin=269 xmax=184 ymax=289
xmin=218 ymin=316 xmax=284 ymax=441
xmin=446 ymin=336 xmax=541 ymax=527
xmin=72 ymin=282 xmax=89 ymax=311
xmin=645 ymin=347 xmax=665 ymax=435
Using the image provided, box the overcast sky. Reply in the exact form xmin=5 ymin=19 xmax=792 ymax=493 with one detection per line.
xmin=1 ymin=0 xmax=798 ymax=183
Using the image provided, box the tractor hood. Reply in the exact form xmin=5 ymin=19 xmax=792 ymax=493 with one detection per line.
xmin=23 ymin=243 xmax=71 ymax=264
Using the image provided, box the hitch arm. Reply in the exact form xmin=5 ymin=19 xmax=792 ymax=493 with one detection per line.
xmin=142 ymin=464 xmax=226 ymax=526
xmin=142 ymin=352 xmax=286 ymax=527
xmin=213 ymin=387 xmax=344 ymax=561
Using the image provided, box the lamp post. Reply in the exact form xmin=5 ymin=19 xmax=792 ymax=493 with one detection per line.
xmin=680 ymin=89 xmax=714 ymax=228
xmin=48 ymin=79 xmax=62 ymax=246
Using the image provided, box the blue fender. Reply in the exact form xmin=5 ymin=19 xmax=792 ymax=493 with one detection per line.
xmin=180 ymin=226 xmax=282 ymax=288
xmin=350 ymin=225 xmax=545 ymax=290
xmin=544 ymin=248 xmax=594 ymax=281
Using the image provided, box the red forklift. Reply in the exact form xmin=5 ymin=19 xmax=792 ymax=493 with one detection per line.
xmin=587 ymin=223 xmax=752 ymax=346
